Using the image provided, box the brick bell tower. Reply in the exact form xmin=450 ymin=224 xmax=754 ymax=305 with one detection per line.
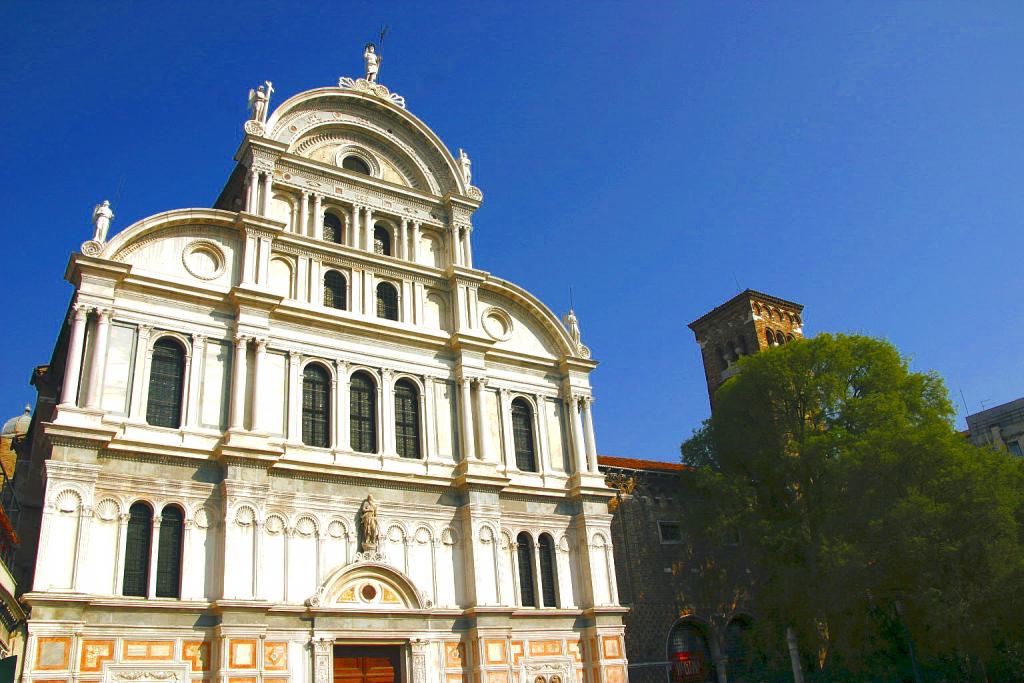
xmin=688 ymin=289 xmax=805 ymax=409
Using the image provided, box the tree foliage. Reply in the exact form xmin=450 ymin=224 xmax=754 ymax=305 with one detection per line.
xmin=680 ymin=334 xmax=1024 ymax=681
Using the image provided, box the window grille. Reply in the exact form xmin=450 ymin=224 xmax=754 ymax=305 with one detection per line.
xmin=323 ymin=213 xmax=343 ymax=244
xmin=394 ymin=379 xmax=420 ymax=459
xmin=343 ymin=156 xmax=371 ymax=175
xmin=373 ymin=225 xmax=391 ymax=256
xmin=146 ymin=338 xmax=185 ymax=428
xmin=376 ymin=282 xmax=399 ymax=321
xmin=123 ymin=502 xmax=153 ymax=597
xmin=538 ymin=534 xmax=557 ymax=607
xmin=302 ymin=364 xmax=331 ymax=448
xmin=156 ymin=505 xmax=184 ymax=598
xmin=350 ymin=372 xmax=377 ymax=453
xmin=511 ymin=399 xmax=537 ymax=472
xmin=516 ymin=532 xmax=536 ymax=607
xmin=324 ymin=270 xmax=347 ymax=310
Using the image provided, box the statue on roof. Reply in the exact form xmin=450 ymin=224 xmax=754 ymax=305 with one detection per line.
xmin=91 ymin=200 xmax=114 ymax=243
xmin=247 ymin=80 xmax=274 ymax=125
xmin=364 ymin=43 xmax=381 ymax=83
xmin=458 ymin=148 xmax=472 ymax=186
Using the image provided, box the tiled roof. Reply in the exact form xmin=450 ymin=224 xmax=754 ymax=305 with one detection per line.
xmin=597 ymin=455 xmax=691 ymax=473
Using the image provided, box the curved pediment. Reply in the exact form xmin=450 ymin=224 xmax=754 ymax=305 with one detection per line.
xmin=265 ymin=88 xmax=466 ymax=198
xmin=309 ymin=560 xmax=426 ymax=610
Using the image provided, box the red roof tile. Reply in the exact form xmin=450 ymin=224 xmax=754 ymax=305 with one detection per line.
xmin=597 ymin=455 xmax=691 ymax=472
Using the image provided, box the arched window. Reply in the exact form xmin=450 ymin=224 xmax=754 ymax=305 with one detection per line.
xmin=668 ymin=621 xmax=715 ymax=683
xmin=350 ymin=372 xmax=377 ymax=453
xmin=323 ymin=212 xmax=343 ymax=244
xmin=516 ymin=532 xmax=536 ymax=607
xmin=302 ymin=364 xmax=331 ymax=448
xmin=765 ymin=329 xmax=775 ymax=347
xmin=123 ymin=502 xmax=153 ymax=597
xmin=376 ymin=282 xmax=399 ymax=321
xmin=343 ymin=155 xmax=371 ymax=175
xmin=538 ymin=533 xmax=558 ymax=607
xmin=324 ymin=270 xmax=347 ymax=310
xmin=155 ymin=505 xmax=184 ymax=598
xmin=511 ymin=398 xmax=537 ymax=472
xmin=146 ymin=338 xmax=186 ymax=428
xmin=374 ymin=224 xmax=392 ymax=256
xmin=394 ymin=379 xmax=420 ymax=459
xmin=724 ymin=618 xmax=756 ymax=683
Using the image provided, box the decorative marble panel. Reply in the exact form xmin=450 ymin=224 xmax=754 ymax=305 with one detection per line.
xmin=36 ymin=637 xmax=71 ymax=670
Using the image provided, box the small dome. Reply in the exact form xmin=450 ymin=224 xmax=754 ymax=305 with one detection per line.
xmin=1 ymin=405 xmax=31 ymax=438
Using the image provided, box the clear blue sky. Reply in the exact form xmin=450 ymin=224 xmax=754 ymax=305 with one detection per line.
xmin=2 ymin=2 xmax=1022 ymax=461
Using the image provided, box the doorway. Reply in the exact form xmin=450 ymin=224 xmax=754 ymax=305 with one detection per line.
xmin=333 ymin=645 xmax=402 ymax=683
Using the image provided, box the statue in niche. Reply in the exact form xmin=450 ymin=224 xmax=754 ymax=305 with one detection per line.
xmin=360 ymin=495 xmax=379 ymax=551
xmin=247 ymin=80 xmax=274 ymax=124
xmin=364 ymin=43 xmax=381 ymax=83
xmin=91 ymin=200 xmax=114 ymax=242
xmin=458 ymin=148 xmax=472 ymax=186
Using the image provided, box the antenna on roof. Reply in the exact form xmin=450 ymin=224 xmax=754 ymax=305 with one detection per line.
xmin=569 ymin=285 xmax=575 ymax=311
xmin=112 ymin=174 xmax=127 ymax=211
xmin=957 ymin=386 xmax=970 ymax=417
xmin=378 ymin=25 xmax=390 ymax=56
xmin=731 ymin=271 xmax=741 ymax=293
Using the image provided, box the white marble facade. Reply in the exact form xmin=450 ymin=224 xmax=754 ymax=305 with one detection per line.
xmin=19 ymin=76 xmax=627 ymax=683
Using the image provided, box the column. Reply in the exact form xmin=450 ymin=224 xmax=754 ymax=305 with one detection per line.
xmin=498 ymin=389 xmax=514 ymax=471
xmin=260 ymin=171 xmax=272 ymax=216
xmin=363 ymin=207 xmax=374 ymax=252
xmin=451 ymin=226 xmax=462 ymax=266
xmin=287 ymin=351 xmax=302 ymax=443
xmin=114 ymin=512 xmax=130 ymax=594
xmin=381 ymin=369 xmax=396 ymax=455
xmin=413 ymin=282 xmax=425 ymax=326
xmin=229 ymin=335 xmax=249 ymax=431
xmin=582 ymin=397 xmax=599 ymax=473
xmin=363 ymin=270 xmax=375 ymax=316
xmin=60 ymin=304 xmax=91 ymax=407
xmin=127 ymin=325 xmax=154 ymax=420
xmin=463 ymin=226 xmax=474 ymax=268
xmin=567 ymin=394 xmax=587 ymax=475
xmin=410 ymin=221 xmax=421 ymax=262
xmin=336 ymin=360 xmax=350 ymax=451
xmin=184 ymin=334 xmax=205 ymax=428
xmin=245 ymin=168 xmax=259 ymax=213
xmin=329 ymin=372 xmax=338 ymax=450
xmin=473 ymin=378 xmax=494 ymax=461
xmin=350 ymin=204 xmax=361 ymax=248
xmin=312 ymin=194 xmax=323 ymax=240
xmin=458 ymin=377 xmax=476 ymax=460
xmin=147 ymin=514 xmax=161 ymax=598
xmin=401 ymin=280 xmax=413 ymax=323
xmin=83 ymin=308 xmax=112 ymax=409
xmin=399 ymin=219 xmax=409 ymax=260
xmin=422 ymin=377 xmax=437 ymax=461
xmin=299 ymin=191 xmax=309 ymax=236
xmin=251 ymin=338 xmax=268 ymax=433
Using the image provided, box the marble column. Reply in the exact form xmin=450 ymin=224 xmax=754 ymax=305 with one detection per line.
xmin=381 ymin=369 xmax=396 ymax=455
xmin=567 ymin=394 xmax=587 ymax=475
xmin=350 ymin=205 xmax=361 ymax=248
xmin=364 ymin=207 xmax=374 ymax=252
xmin=83 ymin=308 xmax=112 ymax=410
xmin=458 ymin=377 xmax=476 ymax=460
xmin=229 ymin=335 xmax=249 ymax=431
xmin=299 ymin=191 xmax=309 ymax=236
xmin=473 ymin=378 xmax=493 ymax=461
xmin=127 ymin=324 xmax=154 ymax=420
xmin=582 ymin=398 xmax=599 ymax=472
xmin=498 ymin=388 xmax=514 ymax=471
xmin=410 ymin=221 xmax=421 ymax=262
xmin=245 ymin=168 xmax=259 ymax=213
xmin=336 ymin=360 xmax=350 ymax=451
xmin=147 ymin=515 xmax=162 ymax=598
xmin=312 ymin=194 xmax=323 ymax=240
xmin=451 ymin=226 xmax=462 ymax=266
xmin=260 ymin=171 xmax=272 ymax=216
xmin=399 ymin=218 xmax=409 ymax=260
xmin=287 ymin=351 xmax=302 ymax=443
xmin=251 ymin=338 xmax=268 ymax=432
xmin=60 ymin=304 xmax=91 ymax=407
xmin=184 ymin=334 xmax=204 ymax=429
xmin=463 ymin=226 xmax=474 ymax=268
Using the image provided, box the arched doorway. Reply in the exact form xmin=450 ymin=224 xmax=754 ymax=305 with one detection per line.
xmin=667 ymin=620 xmax=716 ymax=683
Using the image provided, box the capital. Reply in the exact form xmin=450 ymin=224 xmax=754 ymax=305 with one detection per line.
xmin=71 ymin=303 xmax=92 ymax=320
xmin=255 ymin=337 xmax=269 ymax=351
xmin=234 ymin=334 xmax=251 ymax=347
xmin=95 ymin=307 xmax=113 ymax=322
xmin=472 ymin=377 xmax=488 ymax=389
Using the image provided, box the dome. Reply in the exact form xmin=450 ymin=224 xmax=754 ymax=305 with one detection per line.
xmin=1 ymin=405 xmax=31 ymax=438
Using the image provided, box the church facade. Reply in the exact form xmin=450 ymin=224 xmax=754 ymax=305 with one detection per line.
xmin=14 ymin=63 xmax=626 ymax=683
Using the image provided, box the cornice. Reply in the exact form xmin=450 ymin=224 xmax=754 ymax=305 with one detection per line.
xmin=65 ymin=254 xmax=132 ymax=288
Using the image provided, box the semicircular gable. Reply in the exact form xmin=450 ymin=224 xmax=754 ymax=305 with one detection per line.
xmin=315 ymin=562 xmax=424 ymax=610
xmin=292 ymin=126 xmax=432 ymax=192
xmin=480 ymin=277 xmax=579 ymax=360
xmin=265 ymin=88 xmax=465 ymax=197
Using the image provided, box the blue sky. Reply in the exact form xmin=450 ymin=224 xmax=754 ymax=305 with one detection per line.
xmin=1 ymin=2 xmax=1022 ymax=461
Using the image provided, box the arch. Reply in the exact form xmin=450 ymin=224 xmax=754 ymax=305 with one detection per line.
xmin=538 ymin=533 xmax=558 ymax=608
xmin=667 ymin=618 xmax=716 ymax=683
xmin=511 ymin=397 xmax=537 ymax=472
xmin=268 ymin=256 xmax=294 ymax=299
xmin=394 ymin=378 xmax=421 ymax=459
xmin=147 ymin=337 xmax=186 ymax=428
xmin=293 ymin=514 xmax=320 ymax=537
xmin=302 ymin=363 xmax=331 ymax=448
xmin=376 ymin=281 xmax=399 ymax=321
xmin=516 ymin=531 xmax=536 ymax=607
xmin=765 ymin=329 xmax=775 ymax=347
xmin=323 ymin=212 xmax=344 ymax=244
xmin=350 ymin=371 xmax=377 ymax=453
xmin=123 ymin=501 xmax=154 ymax=597
xmin=373 ymin=222 xmax=393 ymax=256
xmin=156 ymin=504 xmax=184 ymax=598
xmin=315 ymin=561 xmax=424 ymax=610
xmin=342 ymin=155 xmax=371 ymax=175
xmin=324 ymin=269 xmax=347 ymax=310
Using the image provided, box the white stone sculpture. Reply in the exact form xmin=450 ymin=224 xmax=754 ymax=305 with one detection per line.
xmin=91 ymin=200 xmax=114 ymax=243
xmin=364 ymin=43 xmax=381 ymax=83
xmin=458 ymin=148 xmax=472 ymax=186
xmin=360 ymin=494 xmax=379 ymax=551
xmin=247 ymin=81 xmax=274 ymax=125
xmin=564 ymin=308 xmax=581 ymax=346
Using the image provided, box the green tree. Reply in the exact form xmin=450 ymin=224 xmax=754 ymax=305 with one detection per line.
xmin=680 ymin=334 xmax=1024 ymax=681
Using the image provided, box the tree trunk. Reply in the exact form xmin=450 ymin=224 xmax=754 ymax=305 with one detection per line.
xmin=786 ymin=627 xmax=804 ymax=683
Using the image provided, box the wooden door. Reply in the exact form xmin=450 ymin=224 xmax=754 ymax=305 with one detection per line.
xmin=333 ymin=646 xmax=401 ymax=683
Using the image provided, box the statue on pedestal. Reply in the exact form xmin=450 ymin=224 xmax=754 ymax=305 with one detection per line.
xmin=248 ymin=80 xmax=274 ymax=125
xmin=360 ymin=495 xmax=379 ymax=551
xmin=364 ymin=43 xmax=381 ymax=83
xmin=458 ymin=149 xmax=472 ymax=186
xmin=91 ymin=200 xmax=114 ymax=243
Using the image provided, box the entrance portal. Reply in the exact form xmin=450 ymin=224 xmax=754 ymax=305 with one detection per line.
xmin=333 ymin=645 xmax=402 ymax=683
